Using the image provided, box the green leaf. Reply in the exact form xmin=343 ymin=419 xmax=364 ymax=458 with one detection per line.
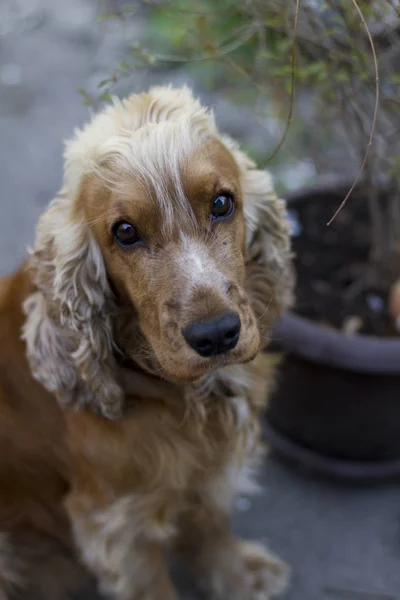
xmin=121 ymin=4 xmax=137 ymax=14
xmin=77 ymin=88 xmax=93 ymax=106
xmin=97 ymin=79 xmax=110 ymax=89
xmin=97 ymin=12 xmax=121 ymax=22
xmin=118 ymin=61 xmax=131 ymax=71
xmin=146 ymin=54 xmax=157 ymax=65
xmin=100 ymin=92 xmax=112 ymax=102
xmin=335 ymin=69 xmax=351 ymax=83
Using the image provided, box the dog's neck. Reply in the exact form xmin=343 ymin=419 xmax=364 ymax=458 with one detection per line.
xmin=117 ymin=359 xmax=181 ymax=402
xmin=118 ymin=353 xmax=252 ymax=408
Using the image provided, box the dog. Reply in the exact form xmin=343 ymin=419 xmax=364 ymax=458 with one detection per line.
xmin=0 ymin=86 xmax=293 ymax=600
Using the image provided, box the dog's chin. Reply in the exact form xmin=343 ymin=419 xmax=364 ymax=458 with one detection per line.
xmin=156 ymin=339 xmax=261 ymax=384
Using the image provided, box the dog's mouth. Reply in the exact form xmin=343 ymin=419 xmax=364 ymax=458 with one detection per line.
xmin=117 ymin=307 xmax=259 ymax=384
xmin=181 ymin=348 xmax=258 ymax=381
xmin=157 ymin=334 xmax=260 ymax=383
xmin=119 ymin=341 xmax=257 ymax=385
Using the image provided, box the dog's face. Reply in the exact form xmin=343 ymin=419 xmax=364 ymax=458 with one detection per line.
xmin=25 ymin=87 xmax=292 ymax=417
xmin=81 ymin=131 xmax=260 ymax=382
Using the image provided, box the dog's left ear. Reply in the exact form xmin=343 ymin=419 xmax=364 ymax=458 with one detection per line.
xmin=223 ymin=137 xmax=294 ymax=337
xmin=23 ymin=195 xmax=124 ymax=419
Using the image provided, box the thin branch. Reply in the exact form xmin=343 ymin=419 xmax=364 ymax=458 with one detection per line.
xmin=153 ymin=25 xmax=257 ymax=63
xmin=263 ymin=0 xmax=300 ymax=164
xmin=327 ymin=0 xmax=380 ymax=225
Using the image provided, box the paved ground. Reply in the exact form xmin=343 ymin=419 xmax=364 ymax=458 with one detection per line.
xmin=1 ymin=2 xmax=400 ymax=599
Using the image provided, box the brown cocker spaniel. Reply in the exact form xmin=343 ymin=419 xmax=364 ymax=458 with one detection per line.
xmin=0 ymin=86 xmax=293 ymax=600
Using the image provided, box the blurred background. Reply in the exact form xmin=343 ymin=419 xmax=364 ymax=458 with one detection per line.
xmin=1 ymin=1 xmax=400 ymax=599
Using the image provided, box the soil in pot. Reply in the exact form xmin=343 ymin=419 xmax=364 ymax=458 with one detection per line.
xmin=287 ymin=187 xmax=397 ymax=337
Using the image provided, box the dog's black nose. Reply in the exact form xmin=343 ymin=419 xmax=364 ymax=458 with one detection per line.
xmin=183 ymin=311 xmax=241 ymax=357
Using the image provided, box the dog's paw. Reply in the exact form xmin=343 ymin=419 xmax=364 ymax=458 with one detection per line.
xmin=238 ymin=540 xmax=289 ymax=599
xmin=205 ymin=539 xmax=289 ymax=600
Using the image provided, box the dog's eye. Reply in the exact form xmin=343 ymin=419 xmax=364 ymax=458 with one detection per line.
xmin=211 ymin=193 xmax=234 ymax=220
xmin=112 ymin=221 xmax=142 ymax=248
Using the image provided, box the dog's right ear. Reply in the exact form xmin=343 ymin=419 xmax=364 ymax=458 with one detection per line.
xmin=22 ymin=195 xmax=124 ymax=419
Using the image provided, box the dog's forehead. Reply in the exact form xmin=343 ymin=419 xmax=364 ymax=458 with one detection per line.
xmin=114 ymin=133 xmax=239 ymax=234
xmin=84 ymin=125 xmax=240 ymax=242
xmin=155 ymin=143 xmax=239 ymax=237
xmin=182 ymin=141 xmax=240 ymax=203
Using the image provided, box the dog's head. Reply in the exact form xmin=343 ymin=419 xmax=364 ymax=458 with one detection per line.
xmin=23 ymin=86 xmax=293 ymax=417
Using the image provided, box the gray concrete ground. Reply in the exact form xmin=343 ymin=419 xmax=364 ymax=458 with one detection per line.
xmin=1 ymin=1 xmax=400 ymax=599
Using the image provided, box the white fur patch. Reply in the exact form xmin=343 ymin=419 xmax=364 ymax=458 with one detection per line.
xmin=230 ymin=396 xmax=251 ymax=430
xmin=71 ymin=495 xmax=174 ymax=599
xmin=177 ymin=237 xmax=227 ymax=294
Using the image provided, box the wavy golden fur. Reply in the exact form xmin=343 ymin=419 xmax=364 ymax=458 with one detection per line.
xmin=0 ymin=86 xmax=293 ymax=600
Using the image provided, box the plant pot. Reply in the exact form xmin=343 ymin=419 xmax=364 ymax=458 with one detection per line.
xmin=264 ymin=184 xmax=400 ymax=481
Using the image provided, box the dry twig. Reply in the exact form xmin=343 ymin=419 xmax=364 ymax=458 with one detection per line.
xmin=327 ymin=0 xmax=380 ymax=226
xmin=264 ymin=0 xmax=301 ymax=164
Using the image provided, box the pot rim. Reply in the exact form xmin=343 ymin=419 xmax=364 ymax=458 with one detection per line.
xmin=272 ymin=309 xmax=400 ymax=375
xmin=271 ymin=181 xmax=400 ymax=375
xmin=264 ymin=420 xmax=400 ymax=480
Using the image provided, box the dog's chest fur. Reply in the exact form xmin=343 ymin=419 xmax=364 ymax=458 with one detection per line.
xmin=65 ymin=354 xmax=272 ymax=553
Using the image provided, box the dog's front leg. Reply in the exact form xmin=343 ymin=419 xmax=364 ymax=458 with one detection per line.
xmin=174 ymin=482 xmax=289 ymax=600
xmin=66 ymin=493 xmax=179 ymax=600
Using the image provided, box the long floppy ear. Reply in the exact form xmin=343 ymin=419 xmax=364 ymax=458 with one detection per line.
xmin=22 ymin=195 xmax=124 ymax=419
xmin=222 ymin=136 xmax=294 ymax=337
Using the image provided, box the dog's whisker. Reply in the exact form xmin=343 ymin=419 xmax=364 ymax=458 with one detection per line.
xmin=256 ymin=295 xmax=273 ymax=322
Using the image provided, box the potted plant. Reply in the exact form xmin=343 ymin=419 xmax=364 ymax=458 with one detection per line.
xmin=89 ymin=0 xmax=400 ymax=479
